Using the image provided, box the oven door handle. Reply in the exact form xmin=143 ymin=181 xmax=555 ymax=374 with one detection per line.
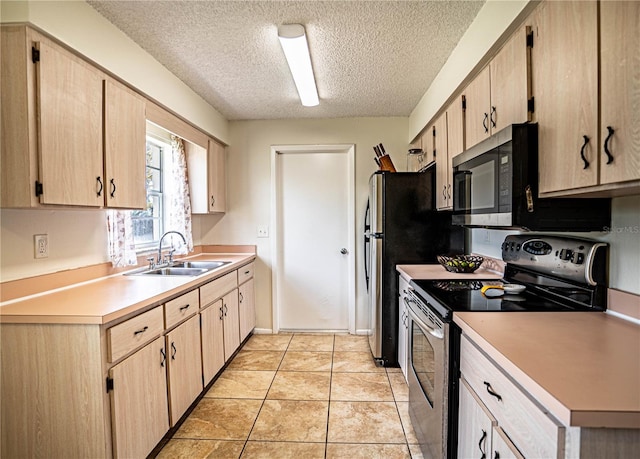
xmin=407 ymin=303 xmax=444 ymax=339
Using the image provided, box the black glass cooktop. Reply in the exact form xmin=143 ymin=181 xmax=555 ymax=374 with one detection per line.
xmin=409 ymin=279 xmax=595 ymax=321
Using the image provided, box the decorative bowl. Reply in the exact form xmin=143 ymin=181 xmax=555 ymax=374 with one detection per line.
xmin=437 ymin=255 xmax=484 ymax=273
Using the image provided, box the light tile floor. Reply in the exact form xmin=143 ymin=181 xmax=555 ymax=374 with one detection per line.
xmin=157 ymin=333 xmax=424 ymax=459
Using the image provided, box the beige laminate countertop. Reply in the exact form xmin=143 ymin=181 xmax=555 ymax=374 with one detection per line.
xmin=0 ymin=253 xmax=255 ymax=325
xmin=454 ymin=311 xmax=640 ymax=429
xmin=397 ymin=263 xmax=504 ymax=281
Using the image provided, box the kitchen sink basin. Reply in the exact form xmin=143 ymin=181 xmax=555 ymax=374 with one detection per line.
xmin=170 ymin=261 xmax=230 ymax=270
xmin=126 ymin=260 xmax=230 ymax=277
xmin=141 ymin=267 xmax=208 ymax=276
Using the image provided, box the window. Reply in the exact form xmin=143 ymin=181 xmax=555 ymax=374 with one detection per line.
xmin=131 ymin=135 xmax=169 ymax=250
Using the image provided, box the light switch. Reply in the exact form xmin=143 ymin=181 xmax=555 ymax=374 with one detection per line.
xmin=257 ymin=225 xmax=269 ymax=238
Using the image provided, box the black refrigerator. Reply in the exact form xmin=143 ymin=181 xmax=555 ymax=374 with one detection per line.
xmin=364 ymin=167 xmax=464 ymax=366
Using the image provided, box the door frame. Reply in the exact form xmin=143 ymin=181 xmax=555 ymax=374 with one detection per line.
xmin=270 ymin=144 xmax=356 ymax=334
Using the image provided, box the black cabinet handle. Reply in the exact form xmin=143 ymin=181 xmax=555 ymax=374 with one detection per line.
xmin=580 ymin=135 xmax=590 ymax=169
xmin=171 ymin=342 xmax=177 ymax=360
xmin=490 ymin=106 xmax=497 ymax=128
xmin=211 ymin=195 xmax=215 ymax=207
xmin=96 ymin=177 xmax=103 ymax=197
xmin=604 ymin=126 xmax=615 ymax=164
xmin=494 ymin=451 xmax=500 ymax=459
xmin=133 ymin=326 xmax=148 ymax=336
xmin=483 ymin=113 xmax=489 ymax=133
xmin=160 ymin=348 xmax=166 ymax=367
xmin=484 ymin=381 xmax=502 ymax=401
xmin=239 ymin=292 xmax=244 ymax=303
xmin=110 ymin=178 xmax=116 ymax=198
xmin=479 ymin=429 xmax=487 ymax=459
xmin=179 ymin=304 xmax=190 ymax=312
xmin=219 ymin=305 xmax=224 ymax=320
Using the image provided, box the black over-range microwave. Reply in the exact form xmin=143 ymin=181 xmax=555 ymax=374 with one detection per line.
xmin=452 ymin=123 xmax=611 ymax=231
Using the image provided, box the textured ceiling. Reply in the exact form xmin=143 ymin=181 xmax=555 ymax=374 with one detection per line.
xmin=87 ymin=0 xmax=485 ymax=121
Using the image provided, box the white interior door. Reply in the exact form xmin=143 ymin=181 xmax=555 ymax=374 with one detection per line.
xmin=272 ymin=145 xmax=355 ymax=332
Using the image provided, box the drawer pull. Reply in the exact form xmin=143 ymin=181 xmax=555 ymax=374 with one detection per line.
xmin=133 ymin=326 xmax=148 ymax=336
xmin=179 ymin=304 xmax=190 ymax=312
xmin=483 ymin=381 xmax=502 ymax=401
xmin=160 ymin=348 xmax=166 ymax=367
xmin=479 ymin=429 xmax=487 ymax=459
xmin=244 ymin=270 xmax=250 ymax=275
xmin=171 ymin=342 xmax=177 ymax=360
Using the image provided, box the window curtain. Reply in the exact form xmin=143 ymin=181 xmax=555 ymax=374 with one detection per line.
xmin=106 ymin=134 xmax=194 ymax=267
xmin=165 ymin=134 xmax=194 ymax=254
xmin=106 ymin=209 xmax=137 ymax=267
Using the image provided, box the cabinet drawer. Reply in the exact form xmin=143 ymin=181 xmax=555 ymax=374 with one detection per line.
xmin=460 ymin=334 xmax=564 ymax=458
xmin=165 ymin=289 xmax=199 ymax=330
xmin=238 ymin=262 xmax=254 ymax=285
xmin=200 ymin=271 xmax=237 ymax=308
xmin=108 ymin=306 xmax=164 ymax=363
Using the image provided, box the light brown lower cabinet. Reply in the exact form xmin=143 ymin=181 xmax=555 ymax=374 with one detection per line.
xmin=201 ymin=298 xmax=226 ymax=385
xmin=222 ymin=289 xmax=240 ymax=361
xmin=166 ymin=314 xmax=203 ymax=426
xmin=239 ymin=277 xmax=256 ymax=341
xmin=109 ymin=336 xmax=169 ymax=459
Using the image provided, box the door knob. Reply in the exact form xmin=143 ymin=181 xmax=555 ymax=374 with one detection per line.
xmin=340 ymin=248 xmax=348 ymax=255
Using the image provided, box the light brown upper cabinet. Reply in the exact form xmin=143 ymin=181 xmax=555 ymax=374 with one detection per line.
xmin=0 ymin=26 xmax=146 ymax=209
xmin=420 ymin=123 xmax=436 ymax=166
xmin=533 ymin=1 xmax=640 ymax=196
xmin=434 ymin=112 xmax=450 ymax=210
xmin=104 ymin=79 xmax=147 ymax=208
xmin=186 ymin=138 xmax=227 ymax=214
xmin=435 ymin=96 xmax=465 ymax=210
xmin=465 ymin=26 xmax=533 ymax=150
xmin=207 ymin=139 xmax=227 ymax=213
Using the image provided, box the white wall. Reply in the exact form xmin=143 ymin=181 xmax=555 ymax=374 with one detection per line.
xmin=470 ymin=196 xmax=640 ymax=294
xmin=196 ymin=117 xmax=409 ymax=332
xmin=0 ymin=0 xmax=228 ymax=143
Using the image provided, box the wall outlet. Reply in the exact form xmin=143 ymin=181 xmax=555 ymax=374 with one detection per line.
xmin=34 ymin=234 xmax=49 ymax=259
xmin=257 ymin=225 xmax=269 ymax=238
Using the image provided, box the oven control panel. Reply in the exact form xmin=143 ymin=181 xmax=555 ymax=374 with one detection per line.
xmin=501 ymin=235 xmax=607 ymax=285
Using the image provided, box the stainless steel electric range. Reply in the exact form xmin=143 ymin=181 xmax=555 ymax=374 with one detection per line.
xmin=405 ymin=235 xmax=608 ymax=459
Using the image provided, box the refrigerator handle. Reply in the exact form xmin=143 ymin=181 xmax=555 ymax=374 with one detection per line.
xmin=364 ymin=200 xmax=370 ymax=290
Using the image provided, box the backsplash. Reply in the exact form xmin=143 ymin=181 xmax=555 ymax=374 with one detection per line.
xmin=469 ymin=196 xmax=640 ymax=295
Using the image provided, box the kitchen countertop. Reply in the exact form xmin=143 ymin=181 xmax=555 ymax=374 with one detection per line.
xmin=397 ymin=263 xmax=504 ymax=281
xmin=455 ymin=311 xmax=640 ymax=429
xmin=0 ymin=253 xmax=255 ymax=325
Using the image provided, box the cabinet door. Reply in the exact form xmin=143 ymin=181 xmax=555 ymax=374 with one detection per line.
xmin=599 ymin=1 xmax=640 ymax=186
xmin=36 ymin=37 xmax=104 ymax=206
xmin=464 ymin=66 xmax=491 ymax=149
xmin=532 ymin=0 xmax=599 ymax=193
xmin=447 ymin=95 xmax=465 ymax=159
xmin=420 ymin=124 xmax=435 ymax=165
xmin=208 ymin=139 xmax=226 ymax=213
xmin=109 ymin=336 xmax=169 ymax=459
xmin=201 ymin=300 xmax=226 ymax=385
xmin=239 ymin=278 xmax=256 ymax=341
xmin=490 ymin=26 xmax=532 ymax=133
xmin=166 ymin=315 xmax=203 ymax=426
xmin=458 ymin=378 xmax=496 ymax=459
xmin=222 ymin=289 xmax=240 ymax=361
xmin=434 ymin=112 xmax=450 ymax=210
xmin=492 ymin=426 xmax=525 ymax=459
xmin=104 ymin=79 xmax=146 ymax=209
xmin=397 ymin=276 xmax=410 ymax=381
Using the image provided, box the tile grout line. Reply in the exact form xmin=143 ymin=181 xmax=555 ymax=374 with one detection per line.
xmin=238 ymin=332 xmax=293 ymax=457
xmin=324 ymin=334 xmax=336 ymax=458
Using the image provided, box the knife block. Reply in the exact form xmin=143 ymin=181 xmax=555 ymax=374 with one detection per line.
xmin=378 ymin=154 xmax=397 ymax=172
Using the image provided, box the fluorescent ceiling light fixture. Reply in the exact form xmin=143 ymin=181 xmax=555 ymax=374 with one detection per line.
xmin=277 ymin=24 xmax=319 ymax=107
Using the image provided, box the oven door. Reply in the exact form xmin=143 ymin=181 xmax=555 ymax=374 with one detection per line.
xmin=407 ymin=303 xmax=449 ymax=459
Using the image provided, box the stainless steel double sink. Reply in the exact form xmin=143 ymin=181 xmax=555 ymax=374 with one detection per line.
xmin=126 ymin=260 xmax=230 ymax=277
